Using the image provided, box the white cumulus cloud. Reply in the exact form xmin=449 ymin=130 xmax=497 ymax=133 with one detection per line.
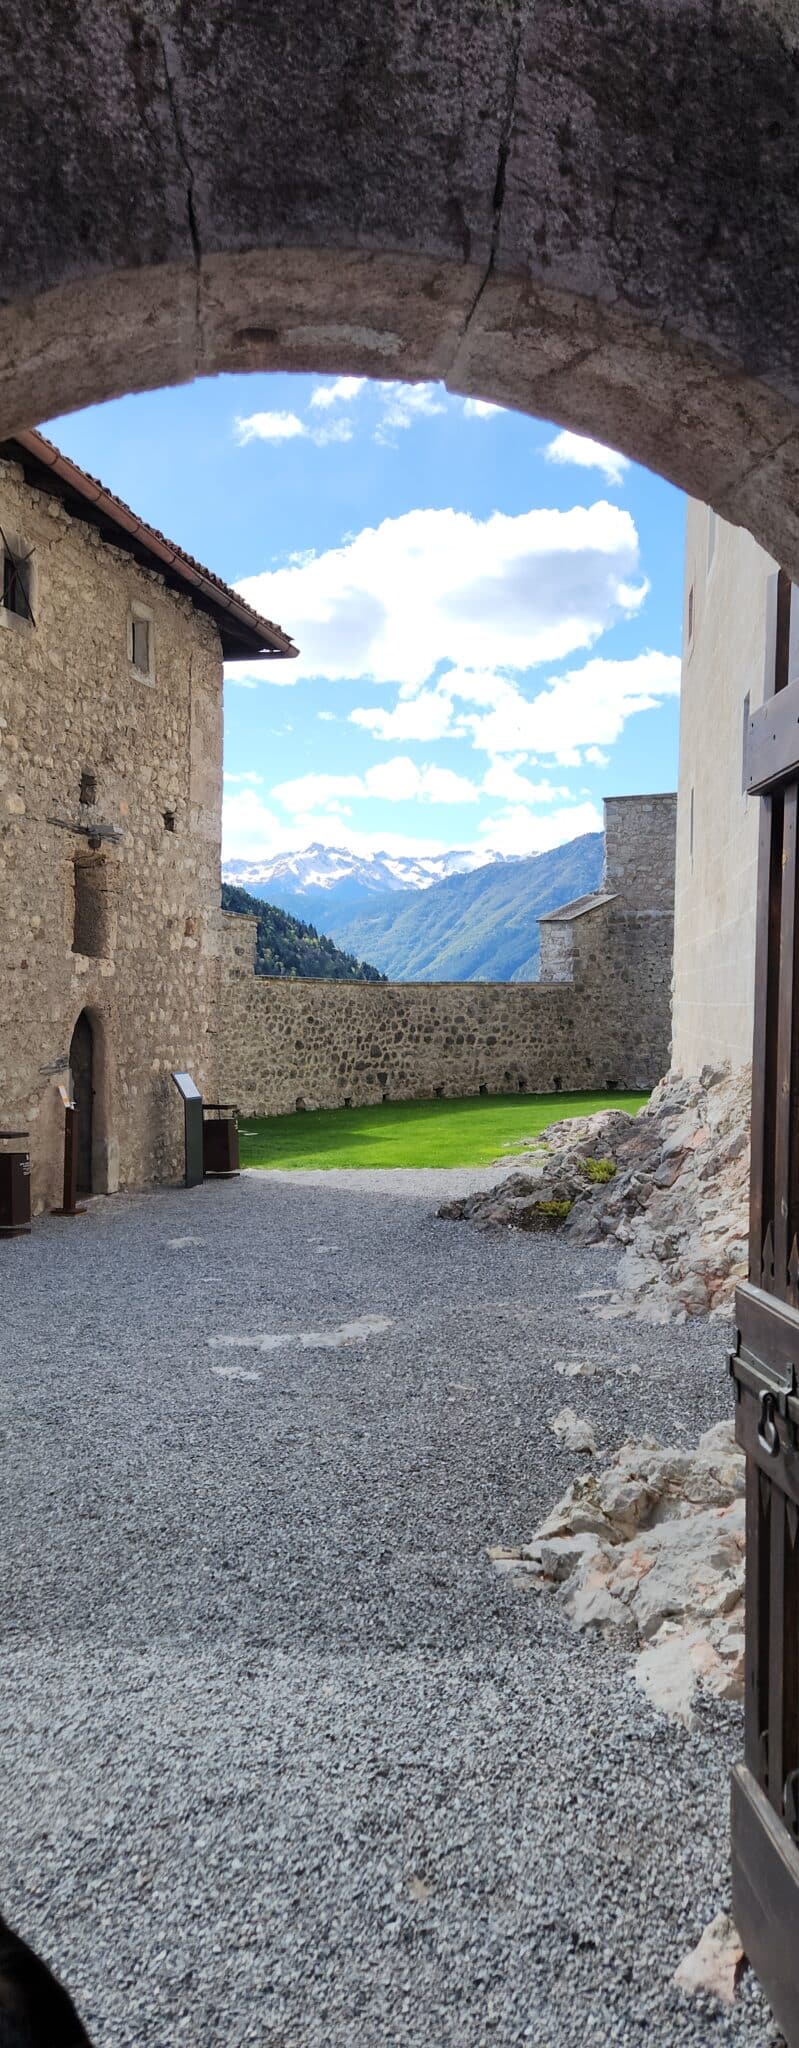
xmin=351 ymin=651 xmax=679 ymax=763
xmin=235 ymin=411 xmax=306 ymax=444
xmin=234 ymin=410 xmax=353 ymax=450
xmin=270 ymin=758 xmax=481 ymax=811
xmin=235 ymin=502 xmax=647 ymax=690
xmin=461 ymin=650 xmax=681 ymax=759
xmin=310 ymin=376 xmax=368 ymax=410
xmin=463 ymin=397 xmax=505 ymax=420
xmin=477 ymin=800 xmax=603 ymax=857
xmin=480 ymin=761 xmax=571 ymax=805
xmin=222 ymin=786 xmax=452 ymax=864
xmin=544 ymin=430 xmax=630 ymax=489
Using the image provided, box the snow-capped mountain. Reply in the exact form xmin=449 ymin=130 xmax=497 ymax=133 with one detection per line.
xmin=224 ymin=843 xmax=497 ymax=896
xmin=222 ymin=844 xmax=504 ymax=928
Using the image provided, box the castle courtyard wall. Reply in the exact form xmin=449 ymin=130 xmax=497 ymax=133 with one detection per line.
xmin=0 ymin=454 xmax=225 ymax=1211
xmin=217 ymin=855 xmax=674 ymax=1117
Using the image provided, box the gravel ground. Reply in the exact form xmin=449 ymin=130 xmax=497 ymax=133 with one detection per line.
xmin=0 ymin=1168 xmax=778 ymax=2048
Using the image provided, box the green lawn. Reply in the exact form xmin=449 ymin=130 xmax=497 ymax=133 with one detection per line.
xmin=239 ymin=1090 xmax=648 ymax=1171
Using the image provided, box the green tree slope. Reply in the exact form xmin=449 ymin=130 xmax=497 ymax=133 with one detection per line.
xmin=221 ymin=881 xmax=387 ymax=981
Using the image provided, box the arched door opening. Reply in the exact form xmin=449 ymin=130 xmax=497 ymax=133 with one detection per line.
xmin=5 ymin=5 xmax=799 ymax=2031
xmin=69 ymin=1010 xmax=94 ymax=1196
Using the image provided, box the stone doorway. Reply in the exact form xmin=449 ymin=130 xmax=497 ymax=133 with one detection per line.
xmin=69 ymin=1010 xmax=94 ymax=1197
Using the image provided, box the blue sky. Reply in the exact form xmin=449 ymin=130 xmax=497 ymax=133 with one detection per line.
xmin=46 ymin=374 xmax=685 ymax=866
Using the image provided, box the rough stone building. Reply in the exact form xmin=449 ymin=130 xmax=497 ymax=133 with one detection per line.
xmin=672 ymin=505 xmax=772 ymax=1075
xmin=0 ymin=430 xmax=295 ymax=1212
xmin=217 ymin=794 xmax=677 ymax=1114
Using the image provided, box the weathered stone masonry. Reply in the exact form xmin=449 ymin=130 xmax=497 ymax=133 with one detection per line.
xmin=0 ymin=436 xmax=293 ymax=1212
xmin=218 ymin=796 xmax=677 ymax=1115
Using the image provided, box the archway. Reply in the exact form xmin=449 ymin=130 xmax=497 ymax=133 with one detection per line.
xmin=2 ymin=2 xmax=799 ymax=579
xmin=5 ymin=2 xmax=799 ymax=2037
xmin=66 ymin=1008 xmax=112 ymax=1199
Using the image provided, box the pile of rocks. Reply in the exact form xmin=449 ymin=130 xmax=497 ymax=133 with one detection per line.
xmin=491 ymin=1421 xmax=745 ymax=1727
xmin=439 ymin=1064 xmax=751 ymax=1323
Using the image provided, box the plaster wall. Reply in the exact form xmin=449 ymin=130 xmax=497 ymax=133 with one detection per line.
xmin=672 ymin=504 xmax=771 ymax=1075
xmin=0 ymin=456 xmax=225 ymax=1211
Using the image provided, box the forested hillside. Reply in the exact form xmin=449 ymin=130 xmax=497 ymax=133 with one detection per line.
xmin=329 ymin=833 xmax=604 ymax=981
xmin=221 ymin=882 xmax=386 ymax=982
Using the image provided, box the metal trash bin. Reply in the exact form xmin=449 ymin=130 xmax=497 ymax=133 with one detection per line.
xmin=202 ymin=1104 xmax=240 ymax=1177
xmin=0 ymin=1129 xmax=32 ymax=1237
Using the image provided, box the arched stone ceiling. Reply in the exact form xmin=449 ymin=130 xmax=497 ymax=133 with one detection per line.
xmin=2 ymin=1 xmax=799 ymax=568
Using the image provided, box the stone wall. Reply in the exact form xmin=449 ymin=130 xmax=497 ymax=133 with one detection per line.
xmin=0 ymin=454 xmax=225 ymax=1211
xmin=218 ymin=913 xmax=592 ymax=1112
xmin=564 ymin=893 xmax=676 ymax=1089
xmin=218 ymin=788 xmax=677 ymax=1116
xmin=604 ymin=793 xmax=678 ymax=911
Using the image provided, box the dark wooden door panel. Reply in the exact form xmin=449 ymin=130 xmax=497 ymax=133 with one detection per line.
xmin=734 ymin=567 xmax=799 ymax=2044
xmin=732 ymin=1766 xmax=799 ymax=2045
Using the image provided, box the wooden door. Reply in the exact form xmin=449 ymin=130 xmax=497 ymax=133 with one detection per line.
xmin=731 ymin=569 xmax=799 ymax=2042
xmin=69 ymin=1011 xmax=93 ymax=1197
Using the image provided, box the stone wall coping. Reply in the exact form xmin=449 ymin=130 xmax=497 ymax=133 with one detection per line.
xmin=538 ymin=890 xmax=618 ymax=924
xmin=603 ymin=793 xmax=678 ymax=805
xmin=239 ymin=976 xmax=574 ymax=992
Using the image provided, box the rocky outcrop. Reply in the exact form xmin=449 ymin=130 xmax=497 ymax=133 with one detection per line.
xmin=439 ymin=1064 xmax=751 ymax=1323
xmin=491 ymin=1422 xmax=745 ymax=1727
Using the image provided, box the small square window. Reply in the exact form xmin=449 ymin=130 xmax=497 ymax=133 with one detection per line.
xmin=163 ymin=808 xmax=176 ymax=833
xmin=1 ymin=542 xmax=34 ymax=621
xmin=79 ymin=771 xmax=97 ymax=807
xmin=131 ymin=616 xmax=151 ymax=673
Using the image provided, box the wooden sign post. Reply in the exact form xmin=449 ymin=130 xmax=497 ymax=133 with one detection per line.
xmin=56 ymin=1085 xmax=85 ymax=1217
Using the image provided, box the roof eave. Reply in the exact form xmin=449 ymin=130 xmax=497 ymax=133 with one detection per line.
xmin=3 ymin=428 xmax=298 ymax=662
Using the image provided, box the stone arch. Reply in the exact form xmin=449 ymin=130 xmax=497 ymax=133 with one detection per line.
xmin=2 ymin=1 xmax=799 ymax=573
xmin=67 ymin=1004 xmax=116 ymax=1198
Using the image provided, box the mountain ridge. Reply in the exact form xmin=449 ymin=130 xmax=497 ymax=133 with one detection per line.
xmin=326 ymin=833 xmax=605 ymax=982
xmin=223 ymin=842 xmax=503 ymax=922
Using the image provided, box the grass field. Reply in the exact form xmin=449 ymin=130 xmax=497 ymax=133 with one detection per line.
xmin=238 ymin=1090 xmax=647 ymax=1171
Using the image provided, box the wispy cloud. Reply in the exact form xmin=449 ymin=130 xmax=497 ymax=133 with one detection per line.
xmin=373 ymin=382 xmax=447 ymax=445
xmin=544 ymin=430 xmax=630 ymax=489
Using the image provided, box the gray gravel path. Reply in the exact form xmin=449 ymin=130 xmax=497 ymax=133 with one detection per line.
xmin=0 ymin=1170 xmax=777 ymax=2048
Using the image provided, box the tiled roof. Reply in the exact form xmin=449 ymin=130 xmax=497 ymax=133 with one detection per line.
xmin=2 ymin=428 xmax=298 ymax=664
